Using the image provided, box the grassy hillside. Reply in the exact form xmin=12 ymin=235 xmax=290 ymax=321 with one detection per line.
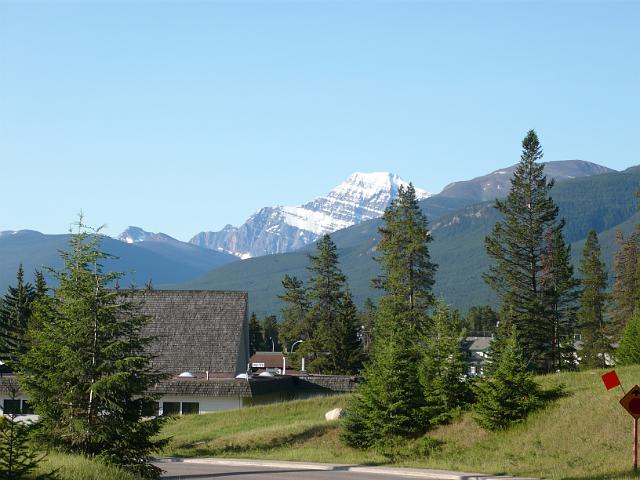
xmin=175 ymin=167 xmax=640 ymax=317
xmin=160 ymin=366 xmax=640 ymax=479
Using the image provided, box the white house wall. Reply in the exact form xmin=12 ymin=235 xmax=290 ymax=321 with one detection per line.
xmin=159 ymin=395 xmax=244 ymax=414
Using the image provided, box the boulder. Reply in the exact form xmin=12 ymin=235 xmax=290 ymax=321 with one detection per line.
xmin=325 ymin=408 xmax=344 ymax=421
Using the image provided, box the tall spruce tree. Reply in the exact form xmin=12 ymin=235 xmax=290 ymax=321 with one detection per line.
xmin=610 ymin=230 xmax=640 ymax=339
xmin=540 ymin=225 xmax=580 ymax=371
xmin=474 ymin=324 xmax=542 ymax=430
xmin=342 ymin=184 xmax=436 ymax=447
xmin=577 ymin=230 xmax=610 ymax=368
xmin=248 ymin=313 xmax=263 ymax=355
xmin=359 ymin=298 xmax=377 ymax=354
xmin=305 ymin=235 xmax=362 ymax=373
xmin=278 ymin=275 xmax=310 ymax=350
xmin=260 ymin=315 xmax=279 ymax=352
xmin=17 ymin=220 xmax=167 ymax=478
xmin=0 ymin=265 xmax=38 ymax=366
xmin=484 ymin=130 xmax=561 ymax=373
xmin=467 ymin=305 xmax=499 ymax=336
xmin=420 ymin=302 xmax=469 ymax=425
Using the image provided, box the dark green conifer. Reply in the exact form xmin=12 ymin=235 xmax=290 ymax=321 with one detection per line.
xmin=17 ymin=219 xmax=167 ymax=478
xmin=467 ymin=305 xmax=498 ymax=336
xmin=484 ymin=130 xmax=561 ymax=373
xmin=278 ymin=275 xmax=310 ymax=350
xmin=260 ymin=315 xmax=279 ymax=352
xmin=577 ymin=230 xmax=610 ymax=368
xmin=616 ymin=309 xmax=640 ymax=365
xmin=342 ymin=184 xmax=436 ymax=447
xmin=0 ymin=265 xmax=36 ymax=366
xmin=610 ymin=230 xmax=640 ymax=339
xmin=474 ymin=325 xmax=542 ymax=430
xmin=420 ymin=302 xmax=469 ymax=425
xmin=540 ymin=225 xmax=580 ymax=370
xmin=248 ymin=313 xmax=263 ymax=356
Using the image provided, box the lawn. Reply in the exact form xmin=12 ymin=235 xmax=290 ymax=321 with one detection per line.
xmin=160 ymin=365 xmax=640 ymax=479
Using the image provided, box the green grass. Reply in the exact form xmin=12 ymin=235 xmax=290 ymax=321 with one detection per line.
xmin=160 ymin=366 xmax=640 ymax=479
xmin=37 ymin=452 xmax=142 ymax=480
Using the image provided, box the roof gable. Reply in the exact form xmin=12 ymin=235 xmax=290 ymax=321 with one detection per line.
xmin=138 ymin=290 xmax=247 ymax=376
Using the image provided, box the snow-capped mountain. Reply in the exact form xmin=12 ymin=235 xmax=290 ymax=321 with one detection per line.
xmin=190 ymin=172 xmax=430 ymax=258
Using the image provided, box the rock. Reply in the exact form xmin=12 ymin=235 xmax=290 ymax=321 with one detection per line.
xmin=325 ymin=408 xmax=344 ymax=421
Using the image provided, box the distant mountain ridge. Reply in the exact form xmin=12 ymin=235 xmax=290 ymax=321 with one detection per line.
xmin=173 ymin=161 xmax=633 ymax=318
xmin=189 ymin=172 xmax=430 ymax=259
xmin=439 ymin=160 xmax=613 ymax=201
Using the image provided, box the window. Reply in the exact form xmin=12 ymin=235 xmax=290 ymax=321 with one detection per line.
xmin=3 ymin=399 xmax=21 ymax=415
xmin=21 ymin=400 xmax=34 ymax=414
xmin=181 ymin=402 xmax=199 ymax=415
xmin=162 ymin=402 xmax=180 ymax=416
xmin=141 ymin=401 xmax=159 ymax=417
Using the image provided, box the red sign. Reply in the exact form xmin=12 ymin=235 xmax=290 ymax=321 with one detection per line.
xmin=620 ymin=386 xmax=640 ymax=419
xmin=602 ymin=370 xmax=621 ymax=390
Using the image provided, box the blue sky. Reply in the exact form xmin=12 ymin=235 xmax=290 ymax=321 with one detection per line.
xmin=1 ymin=1 xmax=638 ymax=241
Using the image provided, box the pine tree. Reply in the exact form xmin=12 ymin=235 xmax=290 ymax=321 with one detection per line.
xmin=467 ymin=305 xmax=498 ymax=336
xmin=577 ymin=230 xmax=610 ymax=368
xmin=484 ymin=130 xmax=561 ymax=373
xmin=420 ymin=302 xmax=469 ymax=425
xmin=17 ymin=219 xmax=167 ymax=478
xmin=359 ymin=298 xmax=377 ymax=354
xmin=342 ymin=185 xmax=436 ymax=447
xmin=248 ymin=313 xmax=263 ymax=356
xmin=0 ymin=382 xmax=57 ymax=480
xmin=277 ymin=275 xmax=310 ymax=350
xmin=616 ymin=309 xmax=640 ymax=365
xmin=610 ymin=230 xmax=640 ymax=339
xmin=260 ymin=315 xmax=279 ymax=352
xmin=310 ymin=287 xmax=362 ymax=374
xmin=374 ymin=184 xmax=436 ymax=334
xmin=0 ymin=265 xmax=37 ymax=366
xmin=473 ymin=325 xmax=542 ymax=430
xmin=305 ymin=235 xmax=349 ymax=372
xmin=540 ymin=225 xmax=580 ymax=371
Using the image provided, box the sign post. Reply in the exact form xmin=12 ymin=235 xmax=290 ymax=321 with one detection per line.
xmin=618 ymin=384 xmax=640 ymax=472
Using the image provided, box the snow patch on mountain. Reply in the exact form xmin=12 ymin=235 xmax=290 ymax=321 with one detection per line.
xmin=190 ymin=172 xmax=430 ymax=258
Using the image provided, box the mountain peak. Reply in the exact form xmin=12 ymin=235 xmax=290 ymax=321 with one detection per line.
xmin=117 ymin=226 xmax=179 ymax=244
xmin=190 ymin=172 xmax=431 ymax=258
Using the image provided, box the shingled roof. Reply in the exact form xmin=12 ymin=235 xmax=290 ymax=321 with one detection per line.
xmin=138 ymin=290 xmax=249 ymax=377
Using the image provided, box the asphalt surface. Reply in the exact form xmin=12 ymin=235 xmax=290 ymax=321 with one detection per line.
xmin=154 ymin=459 xmax=531 ymax=480
xmin=158 ymin=462 xmax=431 ymax=479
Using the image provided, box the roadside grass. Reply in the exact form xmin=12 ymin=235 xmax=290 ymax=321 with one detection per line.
xmin=38 ymin=452 xmax=142 ymax=480
xmin=160 ymin=365 xmax=640 ymax=479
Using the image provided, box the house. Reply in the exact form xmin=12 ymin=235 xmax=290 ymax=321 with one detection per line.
xmin=463 ymin=336 xmax=492 ymax=376
xmin=1 ymin=290 xmax=355 ymax=417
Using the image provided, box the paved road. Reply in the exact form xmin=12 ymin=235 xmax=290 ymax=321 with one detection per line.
xmin=158 ymin=462 xmax=431 ymax=479
xmin=155 ymin=459 xmax=530 ymax=480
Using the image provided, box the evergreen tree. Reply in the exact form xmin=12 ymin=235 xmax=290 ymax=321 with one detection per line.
xmin=277 ymin=275 xmax=310 ymax=350
xmin=420 ymin=302 xmax=469 ymax=425
xmin=0 ymin=265 xmax=37 ymax=366
xmin=473 ymin=325 xmax=542 ymax=430
xmin=373 ymin=184 xmax=436 ymax=334
xmin=0 ymin=382 xmax=57 ymax=480
xmin=577 ymin=230 xmax=610 ymax=368
xmin=540 ymin=225 xmax=580 ymax=371
xmin=305 ymin=235 xmax=348 ymax=372
xmin=359 ymin=298 xmax=377 ymax=354
xmin=616 ymin=308 xmax=640 ymax=365
xmin=467 ymin=305 xmax=498 ymax=336
xmin=309 ymin=287 xmax=362 ymax=374
xmin=484 ymin=130 xmax=561 ymax=373
xmin=17 ymin=220 xmax=167 ymax=478
xmin=260 ymin=315 xmax=279 ymax=352
xmin=248 ymin=313 xmax=263 ymax=356
xmin=610 ymin=230 xmax=640 ymax=339
xmin=342 ymin=185 xmax=435 ymax=447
